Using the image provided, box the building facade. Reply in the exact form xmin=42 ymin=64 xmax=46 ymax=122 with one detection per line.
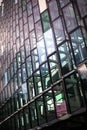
xmin=0 ymin=0 xmax=87 ymax=129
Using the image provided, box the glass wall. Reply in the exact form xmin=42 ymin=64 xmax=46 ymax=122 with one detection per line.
xmin=0 ymin=0 xmax=87 ymax=130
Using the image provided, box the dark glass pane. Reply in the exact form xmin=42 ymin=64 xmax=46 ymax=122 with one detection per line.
xmin=33 ymin=70 xmax=42 ymax=95
xmin=19 ymin=110 xmax=25 ymax=130
xmin=70 ymin=28 xmax=87 ymax=65
xmin=26 ymin=56 xmax=33 ymax=78
xmin=41 ymin=10 xmax=50 ymax=32
xmin=58 ymin=42 xmax=74 ymax=75
xmin=65 ymin=73 xmax=82 ymax=112
xmin=44 ymin=90 xmax=56 ymax=121
xmin=40 ymin=62 xmax=51 ymax=90
xmin=27 ymin=77 xmax=35 ymax=100
xmin=21 ymin=82 xmax=28 ymax=104
xmin=36 ymin=96 xmax=46 ymax=125
xmin=29 ymin=102 xmax=38 ymax=127
xmin=48 ymin=53 xmax=60 ymax=83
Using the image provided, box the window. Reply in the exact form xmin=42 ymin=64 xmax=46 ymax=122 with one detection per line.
xmin=30 ymin=30 xmax=36 ymax=50
xmin=38 ymin=0 xmax=47 ymax=13
xmin=44 ymin=90 xmax=56 ymax=121
xmin=41 ymin=10 xmax=50 ymax=32
xmin=21 ymin=63 xmax=27 ymax=83
xmin=49 ymin=0 xmax=59 ymax=21
xmin=40 ymin=62 xmax=51 ymax=90
xmin=63 ymin=4 xmax=78 ymax=32
xmin=26 ymin=56 xmax=33 ymax=78
xmin=59 ymin=0 xmax=70 ymax=7
xmin=70 ymin=28 xmax=87 ymax=65
xmin=37 ymin=38 xmax=47 ymax=64
xmin=48 ymin=53 xmax=60 ymax=83
xmin=44 ymin=28 xmax=56 ymax=55
xmin=58 ymin=42 xmax=74 ymax=75
xmin=53 ymin=82 xmax=67 ymax=117
xmin=33 ymin=5 xmax=40 ymax=23
xmin=65 ymin=73 xmax=82 ymax=112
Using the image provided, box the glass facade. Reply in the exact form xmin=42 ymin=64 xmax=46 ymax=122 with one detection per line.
xmin=0 ymin=0 xmax=87 ymax=129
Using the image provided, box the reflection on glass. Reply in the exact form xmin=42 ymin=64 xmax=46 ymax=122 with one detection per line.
xmin=53 ymin=82 xmax=67 ymax=117
xmin=63 ymin=4 xmax=77 ymax=32
xmin=16 ymin=52 xmax=21 ymax=69
xmin=31 ymin=48 xmax=39 ymax=71
xmin=44 ymin=90 xmax=56 ymax=121
xmin=33 ymin=5 xmax=40 ymax=23
xmin=77 ymin=0 xmax=87 ymax=18
xmin=44 ymin=28 xmax=56 ymax=55
xmin=26 ymin=56 xmax=33 ymax=78
xmin=30 ymin=30 xmax=36 ymax=50
xmin=40 ymin=62 xmax=51 ymax=90
xmin=48 ymin=53 xmax=60 ymax=83
xmin=21 ymin=63 xmax=27 ymax=83
xmin=21 ymin=82 xmax=28 ymax=104
xmin=33 ymin=70 xmax=42 ymax=95
xmin=65 ymin=73 xmax=82 ymax=112
xmin=20 ymin=46 xmax=25 ymax=63
xmin=17 ymin=69 xmax=22 ymax=86
xmin=37 ymin=38 xmax=47 ymax=64
xmin=49 ymin=0 xmax=59 ymax=21
xmin=41 ymin=10 xmax=50 ymax=32
xmin=25 ymin=39 xmax=30 ymax=57
xmin=70 ymin=28 xmax=87 ymax=65
xmin=53 ymin=18 xmax=66 ymax=44
xmin=29 ymin=102 xmax=38 ymax=127
xmin=36 ymin=96 xmax=46 ymax=125
xmin=58 ymin=42 xmax=74 ymax=75
xmin=28 ymin=77 xmax=35 ymax=100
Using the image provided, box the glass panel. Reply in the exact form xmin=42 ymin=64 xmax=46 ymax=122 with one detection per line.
xmin=20 ymin=46 xmax=25 ymax=63
xmin=36 ymin=96 xmax=46 ymax=125
xmin=27 ymin=1 xmax=32 ymax=16
xmin=65 ymin=73 xmax=82 ymax=112
xmin=44 ymin=28 xmax=56 ymax=56
xmin=48 ymin=53 xmax=60 ymax=83
xmin=40 ymin=62 xmax=51 ymax=90
xmin=27 ymin=77 xmax=35 ymax=100
xmin=35 ymin=21 xmax=43 ymax=41
xmin=25 ymin=39 xmax=30 ymax=57
xmin=33 ymin=70 xmax=42 ymax=95
xmin=33 ymin=5 xmax=40 ymax=23
xmin=37 ymin=38 xmax=47 ymax=64
xmin=14 ymin=93 xmax=20 ymax=111
xmin=38 ymin=0 xmax=47 ymax=13
xmin=59 ymin=0 xmax=70 ymax=7
xmin=49 ymin=0 xmax=59 ymax=21
xmin=16 ymin=52 xmax=21 ymax=69
xmin=15 ymin=114 xmax=20 ymax=130
xmin=76 ymin=0 xmax=87 ymax=18
xmin=58 ymin=42 xmax=74 ymax=75
xmin=31 ymin=48 xmax=39 ymax=71
xmin=23 ymin=106 xmax=31 ymax=129
xmin=18 ymin=88 xmax=24 ymax=107
xmin=14 ymin=74 xmax=18 ymax=91
xmin=53 ymin=17 xmax=66 ymax=45
xmin=70 ymin=28 xmax=87 ymax=65
xmin=63 ymin=4 xmax=77 ymax=32
xmin=17 ymin=69 xmax=22 ymax=86
xmin=19 ymin=110 xmax=25 ymax=130
xmin=32 ymin=0 xmax=38 ymax=7
xmin=53 ymin=82 xmax=67 ymax=117
xmin=24 ymin=23 xmax=29 ymax=39
xmin=41 ymin=10 xmax=50 ymax=32
xmin=28 ymin=15 xmax=34 ymax=32
xmin=44 ymin=90 xmax=56 ymax=121
xmin=29 ymin=102 xmax=38 ymax=127
xmin=26 ymin=56 xmax=33 ymax=78
xmin=21 ymin=82 xmax=28 ymax=104
xmin=21 ymin=63 xmax=27 ymax=83
xmin=30 ymin=30 xmax=36 ymax=50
